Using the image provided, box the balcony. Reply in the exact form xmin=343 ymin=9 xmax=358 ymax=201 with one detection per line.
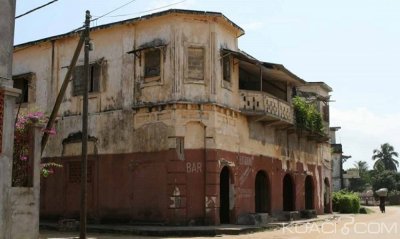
xmin=239 ymin=90 xmax=294 ymax=125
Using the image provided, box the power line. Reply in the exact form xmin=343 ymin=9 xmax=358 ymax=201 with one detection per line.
xmin=94 ymin=0 xmax=187 ymax=18
xmin=91 ymin=0 xmax=138 ymax=22
xmin=16 ymin=0 xmax=59 ymax=19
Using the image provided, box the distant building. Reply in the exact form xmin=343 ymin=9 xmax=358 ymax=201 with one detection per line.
xmin=13 ymin=9 xmax=333 ymax=225
xmin=330 ymin=127 xmax=352 ymax=191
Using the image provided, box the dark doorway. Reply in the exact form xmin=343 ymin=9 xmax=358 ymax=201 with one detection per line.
xmin=220 ymin=167 xmax=230 ymax=224
xmin=255 ymin=171 xmax=269 ymax=213
xmin=324 ymin=178 xmax=331 ymax=213
xmin=283 ymin=174 xmax=295 ymax=211
xmin=305 ymin=176 xmax=314 ymax=209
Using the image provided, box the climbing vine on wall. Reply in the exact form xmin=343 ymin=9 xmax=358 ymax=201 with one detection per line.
xmin=12 ymin=112 xmax=62 ymax=187
xmin=292 ymin=96 xmax=324 ymax=134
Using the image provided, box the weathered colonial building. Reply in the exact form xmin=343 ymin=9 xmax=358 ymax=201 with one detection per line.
xmin=13 ymin=9 xmax=332 ymax=225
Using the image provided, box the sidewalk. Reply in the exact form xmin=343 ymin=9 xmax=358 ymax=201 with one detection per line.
xmin=40 ymin=214 xmax=339 ymax=237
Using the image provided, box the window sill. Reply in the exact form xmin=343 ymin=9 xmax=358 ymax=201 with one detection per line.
xmin=73 ymin=91 xmax=101 ymax=98
xmin=222 ymin=80 xmax=232 ymax=91
xmin=185 ymin=79 xmax=206 ymax=85
xmin=141 ymin=76 xmax=163 ymax=88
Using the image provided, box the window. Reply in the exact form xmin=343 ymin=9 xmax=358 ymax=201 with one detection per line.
xmin=12 ymin=73 xmax=35 ymax=104
xmin=223 ymin=56 xmax=231 ymax=82
xmin=72 ymin=63 xmax=101 ymax=96
xmin=323 ymin=105 xmax=329 ymax=122
xmin=176 ymin=137 xmax=185 ymax=161
xmin=13 ymin=78 xmax=29 ymax=103
xmin=144 ymin=49 xmax=161 ymax=79
xmin=187 ymin=47 xmax=204 ymax=81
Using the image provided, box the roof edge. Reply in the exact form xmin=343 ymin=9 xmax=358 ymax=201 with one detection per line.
xmin=15 ymin=9 xmax=245 ymax=50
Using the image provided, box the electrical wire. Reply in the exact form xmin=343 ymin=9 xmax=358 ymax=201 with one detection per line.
xmin=64 ymin=0 xmax=138 ymax=36
xmin=16 ymin=0 xmax=59 ymax=19
xmin=91 ymin=0 xmax=138 ymax=22
xmin=95 ymin=0 xmax=187 ymax=18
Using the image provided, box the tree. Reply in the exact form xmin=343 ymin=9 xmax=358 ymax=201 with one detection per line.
xmin=371 ymin=170 xmax=398 ymax=192
xmin=372 ymin=143 xmax=399 ymax=171
xmin=354 ymin=161 xmax=368 ymax=176
xmin=348 ymin=161 xmax=370 ymax=192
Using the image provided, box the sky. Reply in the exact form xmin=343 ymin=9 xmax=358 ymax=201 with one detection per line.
xmin=14 ymin=0 xmax=400 ymax=170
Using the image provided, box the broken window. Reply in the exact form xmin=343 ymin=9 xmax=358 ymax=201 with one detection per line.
xmin=13 ymin=78 xmax=29 ymax=103
xmin=187 ymin=47 xmax=204 ymax=81
xmin=72 ymin=63 xmax=101 ymax=96
xmin=223 ymin=56 xmax=231 ymax=82
xmin=144 ymin=49 xmax=161 ymax=79
xmin=12 ymin=73 xmax=35 ymax=104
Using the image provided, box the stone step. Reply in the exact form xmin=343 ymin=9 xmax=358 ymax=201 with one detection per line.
xmin=271 ymin=211 xmax=301 ymax=221
xmin=237 ymin=213 xmax=274 ymax=225
xmin=300 ymin=209 xmax=317 ymax=219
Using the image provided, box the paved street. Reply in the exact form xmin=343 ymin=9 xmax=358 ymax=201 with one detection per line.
xmin=40 ymin=206 xmax=400 ymax=239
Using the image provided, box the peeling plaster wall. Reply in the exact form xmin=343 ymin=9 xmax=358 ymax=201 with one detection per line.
xmin=13 ymin=11 xmax=332 ymax=224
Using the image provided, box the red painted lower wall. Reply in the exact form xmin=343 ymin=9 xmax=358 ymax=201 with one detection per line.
xmin=41 ymin=149 xmax=330 ymax=225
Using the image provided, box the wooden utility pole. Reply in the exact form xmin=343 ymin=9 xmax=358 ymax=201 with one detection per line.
xmin=41 ymin=35 xmax=84 ymax=154
xmin=80 ymin=10 xmax=91 ymax=239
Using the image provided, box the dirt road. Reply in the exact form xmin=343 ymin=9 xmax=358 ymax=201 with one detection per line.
xmin=40 ymin=206 xmax=400 ymax=239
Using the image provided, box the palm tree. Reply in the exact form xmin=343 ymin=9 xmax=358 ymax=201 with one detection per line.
xmin=372 ymin=143 xmax=399 ymax=171
xmin=353 ymin=161 xmax=368 ymax=176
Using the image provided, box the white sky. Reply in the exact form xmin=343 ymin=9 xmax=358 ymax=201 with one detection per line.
xmin=14 ymin=0 xmax=400 ymax=170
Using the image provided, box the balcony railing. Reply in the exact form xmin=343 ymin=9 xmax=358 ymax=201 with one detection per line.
xmin=239 ymin=90 xmax=294 ymax=124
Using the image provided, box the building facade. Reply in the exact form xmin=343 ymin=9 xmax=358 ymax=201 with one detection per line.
xmin=13 ymin=9 xmax=332 ymax=225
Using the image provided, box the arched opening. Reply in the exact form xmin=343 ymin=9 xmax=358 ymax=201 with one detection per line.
xmin=305 ymin=176 xmax=314 ymax=210
xmin=283 ymin=174 xmax=295 ymax=211
xmin=220 ymin=167 xmax=231 ymax=224
xmin=324 ymin=178 xmax=331 ymax=213
xmin=255 ymin=171 xmax=270 ymax=213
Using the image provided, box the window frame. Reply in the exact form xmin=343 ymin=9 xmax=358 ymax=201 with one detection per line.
xmin=143 ymin=48 xmax=162 ymax=83
xmin=12 ymin=72 xmax=36 ymax=105
xmin=185 ymin=46 xmax=206 ymax=83
xmin=72 ymin=61 xmax=102 ymax=97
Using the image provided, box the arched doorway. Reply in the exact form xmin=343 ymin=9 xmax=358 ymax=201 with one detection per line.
xmin=283 ymin=174 xmax=295 ymax=211
xmin=305 ymin=176 xmax=314 ymax=209
xmin=220 ymin=167 xmax=230 ymax=224
xmin=324 ymin=178 xmax=331 ymax=213
xmin=255 ymin=171 xmax=270 ymax=213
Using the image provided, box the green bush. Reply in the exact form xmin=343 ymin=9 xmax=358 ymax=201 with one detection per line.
xmin=352 ymin=196 xmax=360 ymax=213
xmin=339 ymin=196 xmax=353 ymax=213
xmin=332 ymin=190 xmax=360 ymax=214
xmin=359 ymin=207 xmax=368 ymax=214
xmin=292 ymin=96 xmax=324 ymax=134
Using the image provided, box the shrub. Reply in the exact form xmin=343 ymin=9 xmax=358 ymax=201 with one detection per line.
xmin=292 ymin=96 xmax=324 ymax=134
xmin=359 ymin=207 xmax=368 ymax=214
xmin=332 ymin=190 xmax=360 ymax=214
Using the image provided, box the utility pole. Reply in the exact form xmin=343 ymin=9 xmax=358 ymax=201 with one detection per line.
xmin=0 ymin=0 xmax=20 ymax=238
xmin=80 ymin=10 xmax=91 ymax=239
xmin=0 ymin=0 xmax=16 ymax=88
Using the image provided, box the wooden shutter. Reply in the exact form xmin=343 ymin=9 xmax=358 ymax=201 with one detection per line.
xmin=72 ymin=65 xmax=85 ymax=96
xmin=187 ymin=48 xmax=204 ymax=80
xmin=91 ymin=63 xmax=101 ymax=92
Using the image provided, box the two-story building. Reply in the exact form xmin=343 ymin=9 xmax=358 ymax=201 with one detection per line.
xmin=13 ymin=9 xmax=332 ymax=225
